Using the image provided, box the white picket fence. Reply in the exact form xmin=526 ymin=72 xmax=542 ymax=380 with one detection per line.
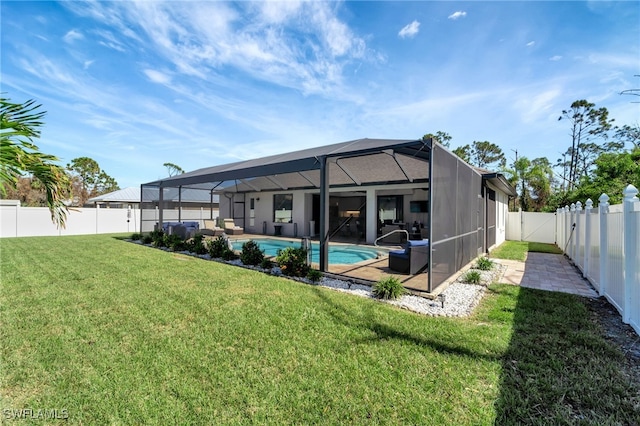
xmin=0 ymin=200 xmax=218 ymax=238
xmin=555 ymin=185 xmax=640 ymax=335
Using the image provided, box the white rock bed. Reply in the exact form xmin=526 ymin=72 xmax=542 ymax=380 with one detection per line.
xmin=138 ymin=241 xmax=506 ymax=318
xmin=318 ymin=277 xmax=485 ymax=317
xmin=223 ymin=256 xmax=507 ymax=318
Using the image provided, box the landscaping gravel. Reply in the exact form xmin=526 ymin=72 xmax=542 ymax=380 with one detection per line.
xmin=311 ymin=262 xmax=507 ymax=317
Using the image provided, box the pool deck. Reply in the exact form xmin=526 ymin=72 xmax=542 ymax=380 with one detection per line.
xmin=228 ymin=233 xmax=433 ymax=296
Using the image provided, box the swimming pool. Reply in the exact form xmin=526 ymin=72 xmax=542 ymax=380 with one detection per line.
xmin=230 ymin=238 xmax=384 ymax=265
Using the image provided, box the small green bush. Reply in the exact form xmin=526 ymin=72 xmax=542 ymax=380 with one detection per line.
xmin=260 ymin=258 xmax=274 ymax=270
xmin=208 ymin=235 xmax=231 ymax=259
xmin=130 ymin=233 xmax=143 ymax=241
xmin=240 ymin=240 xmax=265 ymax=266
xmin=141 ymin=234 xmax=153 ymax=244
xmin=476 ymin=257 xmax=494 ymax=271
xmin=464 ymin=271 xmax=482 ymax=284
xmin=372 ymin=276 xmax=406 ymax=300
xmin=307 ymin=269 xmax=322 ymax=283
xmin=165 ymin=234 xmax=186 ymax=251
xmin=187 ymin=234 xmax=208 ymax=255
xmin=150 ymin=230 xmax=165 ymax=247
xmin=276 ymin=247 xmax=310 ymax=277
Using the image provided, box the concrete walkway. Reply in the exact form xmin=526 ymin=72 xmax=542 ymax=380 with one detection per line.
xmin=499 ymin=252 xmax=599 ymax=298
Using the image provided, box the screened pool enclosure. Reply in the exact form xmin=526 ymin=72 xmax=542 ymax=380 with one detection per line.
xmin=141 ymin=138 xmax=515 ymax=293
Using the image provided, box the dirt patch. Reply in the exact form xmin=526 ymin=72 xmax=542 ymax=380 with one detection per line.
xmin=587 ymin=297 xmax=640 ymax=390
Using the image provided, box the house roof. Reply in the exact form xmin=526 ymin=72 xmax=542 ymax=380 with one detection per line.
xmin=143 ymin=138 xmax=432 ymax=193
xmin=141 ymin=137 xmax=515 ymax=197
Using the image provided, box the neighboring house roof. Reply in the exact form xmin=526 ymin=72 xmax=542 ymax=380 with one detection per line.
xmin=88 ymin=187 xmax=140 ymax=203
xmin=88 ymin=186 xmax=220 ymax=204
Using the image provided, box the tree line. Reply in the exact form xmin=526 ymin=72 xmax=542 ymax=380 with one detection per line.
xmin=2 ymin=93 xmax=638 ymax=227
xmin=423 ymin=99 xmax=639 ymax=211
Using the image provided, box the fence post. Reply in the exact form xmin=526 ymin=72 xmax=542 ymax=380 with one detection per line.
xmin=575 ymin=201 xmax=582 ymax=269
xmin=623 ymin=184 xmax=639 ymax=324
xmin=599 ymin=193 xmax=609 ymax=297
xmin=556 ymin=207 xmax=562 ymax=247
xmin=584 ymin=199 xmax=592 ymax=279
xmin=564 ymin=205 xmax=570 ymax=254
xmin=569 ymin=203 xmax=576 ymax=261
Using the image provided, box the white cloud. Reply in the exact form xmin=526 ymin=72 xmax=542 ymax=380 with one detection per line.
xmin=398 ymin=20 xmax=420 ymax=39
xmin=448 ymin=11 xmax=467 ymax=20
xmin=99 ymin=1 xmax=373 ymax=98
xmin=63 ymin=29 xmax=83 ymax=43
xmin=143 ymin=69 xmax=171 ymax=85
xmin=526 ymin=41 xmax=535 ymax=47
xmin=515 ymin=88 xmax=562 ymax=123
xmin=549 ymin=55 xmax=562 ymax=61
xmin=83 ymin=60 xmax=94 ymax=70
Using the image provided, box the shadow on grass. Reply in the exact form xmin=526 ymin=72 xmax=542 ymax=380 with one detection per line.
xmin=310 ymin=285 xmax=501 ymax=363
xmin=493 ymin=285 xmax=639 ymax=424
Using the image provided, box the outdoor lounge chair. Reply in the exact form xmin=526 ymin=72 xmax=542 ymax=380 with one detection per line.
xmin=200 ymin=219 xmax=225 ymax=237
xmin=388 ymin=239 xmax=429 ymax=274
xmin=223 ymin=218 xmax=244 ymax=235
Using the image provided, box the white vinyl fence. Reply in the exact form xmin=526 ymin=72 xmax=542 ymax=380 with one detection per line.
xmin=0 ymin=200 xmax=218 ymax=238
xmin=555 ymin=185 xmax=640 ymax=335
xmin=506 ymin=210 xmax=556 ymax=243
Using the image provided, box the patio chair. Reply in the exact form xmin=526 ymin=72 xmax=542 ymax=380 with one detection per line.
xmin=200 ymin=219 xmax=225 ymax=237
xmin=388 ymin=239 xmax=429 ymax=274
xmin=223 ymin=218 xmax=244 ymax=235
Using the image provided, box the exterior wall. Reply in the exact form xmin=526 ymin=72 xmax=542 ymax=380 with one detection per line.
xmin=486 ymin=182 xmax=509 ymax=249
xmin=220 ymin=182 xmax=430 ymax=242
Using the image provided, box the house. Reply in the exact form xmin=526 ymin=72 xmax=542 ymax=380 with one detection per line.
xmin=141 ymin=138 xmax=515 ymax=293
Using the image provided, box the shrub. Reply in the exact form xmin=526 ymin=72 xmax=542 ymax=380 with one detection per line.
xmin=165 ymin=234 xmax=186 ymax=251
xmin=464 ymin=271 xmax=481 ymax=284
xmin=276 ymin=247 xmax=310 ymax=277
xmin=187 ymin=234 xmax=208 ymax=255
xmin=208 ymin=235 xmax=238 ymax=260
xmin=476 ymin=257 xmax=494 ymax=271
xmin=372 ymin=276 xmax=406 ymax=300
xmin=307 ymin=269 xmax=322 ymax=283
xmin=240 ymin=240 xmax=265 ymax=266
xmin=260 ymin=258 xmax=274 ymax=270
xmin=130 ymin=233 xmax=143 ymax=241
xmin=141 ymin=234 xmax=153 ymax=244
xmin=150 ymin=230 xmax=165 ymax=247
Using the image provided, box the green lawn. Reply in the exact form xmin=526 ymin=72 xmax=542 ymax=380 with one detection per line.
xmin=489 ymin=240 xmax=563 ymax=261
xmin=1 ymin=235 xmax=637 ymax=424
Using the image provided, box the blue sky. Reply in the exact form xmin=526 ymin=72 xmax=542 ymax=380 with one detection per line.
xmin=2 ymin=1 xmax=638 ymax=189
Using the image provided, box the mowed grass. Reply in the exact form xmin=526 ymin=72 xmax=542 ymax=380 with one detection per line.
xmin=1 ymin=235 xmax=638 ymax=424
xmin=489 ymin=240 xmax=563 ymax=261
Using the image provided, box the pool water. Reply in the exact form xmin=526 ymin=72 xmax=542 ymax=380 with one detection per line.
xmin=230 ymin=238 xmax=382 ymax=265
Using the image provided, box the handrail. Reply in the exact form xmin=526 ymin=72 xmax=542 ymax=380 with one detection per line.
xmin=374 ymin=229 xmax=409 ymax=246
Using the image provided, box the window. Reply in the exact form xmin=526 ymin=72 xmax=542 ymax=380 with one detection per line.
xmin=273 ymin=194 xmax=293 ymax=223
xmin=378 ymin=195 xmax=404 ymax=223
xmin=249 ymin=198 xmax=255 ymax=226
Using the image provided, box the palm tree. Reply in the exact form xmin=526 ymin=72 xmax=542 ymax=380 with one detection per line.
xmin=1 ymin=96 xmax=71 ymax=227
